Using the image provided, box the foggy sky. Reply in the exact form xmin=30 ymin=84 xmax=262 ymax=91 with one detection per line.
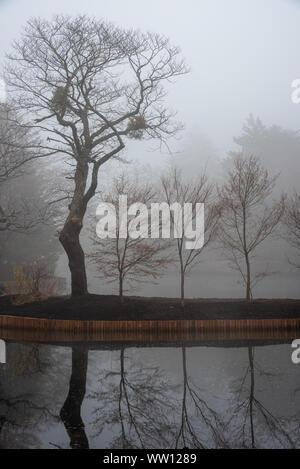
xmin=1 ymin=0 xmax=300 ymax=157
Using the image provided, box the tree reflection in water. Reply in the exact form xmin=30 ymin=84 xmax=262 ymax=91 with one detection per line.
xmin=60 ymin=346 xmax=89 ymax=449
xmin=1 ymin=341 xmax=299 ymax=449
xmin=176 ymin=347 xmax=227 ymax=448
xmin=90 ymin=347 xmax=176 ymax=449
xmin=227 ymin=346 xmax=299 ymax=448
xmin=88 ymin=344 xmax=299 ymax=449
xmin=0 ymin=343 xmax=61 ymax=448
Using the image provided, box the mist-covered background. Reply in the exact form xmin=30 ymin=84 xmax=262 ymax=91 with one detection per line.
xmin=0 ymin=0 xmax=299 ymax=298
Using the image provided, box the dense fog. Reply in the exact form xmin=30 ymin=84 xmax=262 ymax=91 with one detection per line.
xmin=0 ymin=0 xmax=299 ymax=298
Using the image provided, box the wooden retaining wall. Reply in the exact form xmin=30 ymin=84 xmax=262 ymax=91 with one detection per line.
xmin=0 ymin=314 xmax=300 ymax=343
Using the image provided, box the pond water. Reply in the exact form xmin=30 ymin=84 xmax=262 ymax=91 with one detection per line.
xmin=0 ymin=339 xmax=299 ymax=449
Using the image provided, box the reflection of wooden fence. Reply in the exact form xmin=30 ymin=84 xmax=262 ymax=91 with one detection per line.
xmin=0 ymin=315 xmax=299 ymax=343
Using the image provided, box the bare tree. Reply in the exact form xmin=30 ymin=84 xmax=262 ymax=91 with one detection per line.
xmin=0 ymin=104 xmax=38 ymax=183
xmin=0 ymin=343 xmax=63 ymax=449
xmin=283 ymin=192 xmax=300 ymax=268
xmin=160 ymin=167 xmax=221 ymax=307
xmin=90 ymin=347 xmax=176 ymax=449
xmin=0 ymin=104 xmax=49 ymax=232
xmin=88 ymin=173 xmax=170 ymax=302
xmin=227 ymin=346 xmax=297 ymax=448
xmin=22 ymin=262 xmax=58 ymax=294
xmin=5 ymin=15 xmax=188 ymax=296
xmin=175 ymin=347 xmax=227 ymax=449
xmin=218 ymin=154 xmax=285 ymax=301
xmin=2 ymin=262 xmax=64 ymax=302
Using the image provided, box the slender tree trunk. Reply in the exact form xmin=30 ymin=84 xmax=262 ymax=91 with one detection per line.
xmin=175 ymin=347 xmax=187 ymax=449
xmin=245 ymin=252 xmax=251 ymax=301
xmin=248 ymin=346 xmax=255 ymax=448
xmin=118 ymin=347 xmax=126 ymax=447
xmin=180 ymin=267 xmax=185 ymax=308
xmin=119 ymin=273 xmax=124 ymax=303
xmin=242 ymin=206 xmax=251 ymax=302
xmin=178 ymin=244 xmax=185 ymax=308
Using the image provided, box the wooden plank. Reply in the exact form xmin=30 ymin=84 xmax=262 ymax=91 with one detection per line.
xmin=0 ymin=314 xmax=299 ymax=342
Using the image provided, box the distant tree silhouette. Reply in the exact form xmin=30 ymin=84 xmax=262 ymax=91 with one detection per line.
xmin=283 ymin=192 xmax=300 ymax=268
xmin=160 ymin=167 xmax=221 ymax=307
xmin=0 ymin=104 xmax=49 ymax=233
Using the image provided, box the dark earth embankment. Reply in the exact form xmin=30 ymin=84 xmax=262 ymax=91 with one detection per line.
xmin=0 ymin=294 xmax=300 ymax=321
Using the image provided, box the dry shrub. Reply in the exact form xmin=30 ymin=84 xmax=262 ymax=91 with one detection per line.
xmin=4 ymin=263 xmax=58 ymax=305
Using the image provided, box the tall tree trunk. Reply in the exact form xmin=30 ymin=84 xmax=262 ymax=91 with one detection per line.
xmin=59 ymin=219 xmax=88 ymax=297
xmin=60 ymin=346 xmax=89 ymax=449
xmin=59 ymin=159 xmax=96 ymax=297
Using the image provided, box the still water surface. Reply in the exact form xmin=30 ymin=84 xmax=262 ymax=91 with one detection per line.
xmin=0 ymin=340 xmax=299 ymax=449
